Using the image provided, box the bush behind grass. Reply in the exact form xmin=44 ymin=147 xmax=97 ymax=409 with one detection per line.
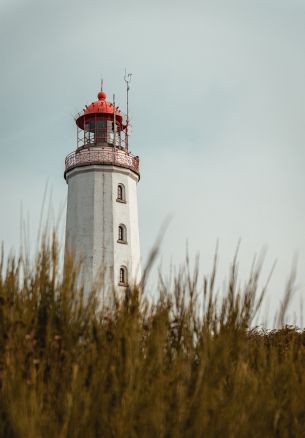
xmin=0 ymin=234 xmax=305 ymax=437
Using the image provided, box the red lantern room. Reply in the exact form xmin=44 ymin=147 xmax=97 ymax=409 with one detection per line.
xmin=75 ymin=90 xmax=128 ymax=150
xmin=64 ymin=88 xmax=139 ymax=178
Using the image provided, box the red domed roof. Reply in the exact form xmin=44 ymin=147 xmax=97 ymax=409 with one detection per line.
xmin=83 ymin=91 xmax=122 ymax=117
xmin=76 ymin=90 xmax=123 ymax=130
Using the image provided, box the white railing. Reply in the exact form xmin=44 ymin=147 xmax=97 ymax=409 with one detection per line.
xmin=65 ymin=147 xmax=140 ymax=176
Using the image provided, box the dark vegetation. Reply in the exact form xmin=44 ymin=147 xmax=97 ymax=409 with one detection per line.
xmin=0 ymin=234 xmax=305 ymax=437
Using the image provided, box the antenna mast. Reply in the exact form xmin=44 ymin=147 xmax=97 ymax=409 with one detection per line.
xmin=124 ymin=69 xmax=132 ymax=150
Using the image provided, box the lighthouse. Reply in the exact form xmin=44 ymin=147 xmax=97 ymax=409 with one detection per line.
xmin=64 ymin=84 xmax=141 ymax=294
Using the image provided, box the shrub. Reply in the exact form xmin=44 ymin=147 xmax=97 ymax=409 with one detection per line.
xmin=0 ymin=235 xmax=304 ymax=437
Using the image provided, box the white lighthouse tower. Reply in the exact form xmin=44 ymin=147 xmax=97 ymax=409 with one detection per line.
xmin=64 ymin=85 xmax=141 ymax=294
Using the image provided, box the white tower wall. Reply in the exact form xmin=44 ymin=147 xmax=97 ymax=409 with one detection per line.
xmin=65 ymin=164 xmax=141 ymax=294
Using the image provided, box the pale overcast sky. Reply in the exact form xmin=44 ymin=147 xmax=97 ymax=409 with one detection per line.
xmin=1 ymin=0 xmax=305 ymax=324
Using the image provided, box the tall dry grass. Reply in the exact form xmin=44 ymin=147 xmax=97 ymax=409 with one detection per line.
xmin=0 ymin=234 xmax=304 ymax=437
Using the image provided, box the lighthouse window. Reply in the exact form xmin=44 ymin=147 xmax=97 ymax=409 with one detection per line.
xmin=118 ymin=224 xmax=127 ymax=243
xmin=117 ymin=184 xmax=126 ymax=202
xmin=119 ymin=266 xmax=128 ymax=285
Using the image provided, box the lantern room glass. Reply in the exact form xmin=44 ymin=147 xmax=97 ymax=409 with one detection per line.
xmin=78 ymin=115 xmax=124 ymax=149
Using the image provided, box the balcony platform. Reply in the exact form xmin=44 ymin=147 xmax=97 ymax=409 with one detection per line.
xmin=64 ymin=146 xmax=140 ymax=178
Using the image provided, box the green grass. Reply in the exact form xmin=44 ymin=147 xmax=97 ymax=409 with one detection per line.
xmin=0 ymin=234 xmax=304 ymax=437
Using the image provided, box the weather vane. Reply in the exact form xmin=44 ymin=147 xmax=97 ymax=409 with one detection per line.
xmin=124 ymin=69 xmax=133 ymax=148
xmin=124 ymin=69 xmax=132 ymax=121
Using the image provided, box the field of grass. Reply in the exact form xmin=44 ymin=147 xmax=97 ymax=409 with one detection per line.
xmin=0 ymin=234 xmax=305 ymax=437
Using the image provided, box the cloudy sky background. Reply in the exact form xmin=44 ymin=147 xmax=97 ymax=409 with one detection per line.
xmin=1 ymin=0 xmax=305 ymax=325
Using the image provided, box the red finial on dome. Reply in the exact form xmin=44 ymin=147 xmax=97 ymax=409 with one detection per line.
xmin=98 ymin=91 xmax=107 ymax=100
